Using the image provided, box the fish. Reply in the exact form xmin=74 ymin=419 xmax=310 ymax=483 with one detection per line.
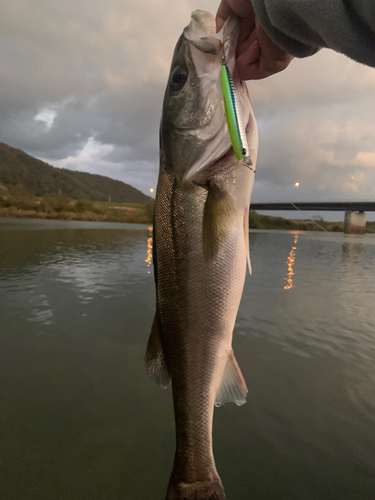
xmin=145 ymin=10 xmax=258 ymax=500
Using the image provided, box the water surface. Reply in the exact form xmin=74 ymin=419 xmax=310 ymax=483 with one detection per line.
xmin=1 ymin=218 xmax=375 ymax=499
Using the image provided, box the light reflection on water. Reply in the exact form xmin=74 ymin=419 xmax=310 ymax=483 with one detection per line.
xmin=1 ymin=218 xmax=375 ymax=500
xmin=145 ymin=225 xmax=153 ymax=274
xmin=284 ymin=232 xmax=299 ymax=290
xmin=27 ymin=292 xmax=53 ymax=326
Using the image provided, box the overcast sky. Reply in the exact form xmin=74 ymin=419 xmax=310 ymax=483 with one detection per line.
xmin=1 ymin=0 xmax=375 ymax=220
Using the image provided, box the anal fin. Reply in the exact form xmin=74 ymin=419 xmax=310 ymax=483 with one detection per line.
xmin=215 ymin=350 xmax=248 ymax=407
xmin=145 ymin=312 xmax=170 ymax=389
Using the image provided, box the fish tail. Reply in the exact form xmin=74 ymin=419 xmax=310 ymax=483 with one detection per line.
xmin=165 ymin=477 xmax=225 ymax=500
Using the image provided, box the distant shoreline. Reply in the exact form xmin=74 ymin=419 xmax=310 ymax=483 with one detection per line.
xmin=248 ymin=210 xmax=375 ymax=233
xmin=2 ymin=208 xmax=375 ymax=234
xmin=1 ymin=195 xmax=374 ymax=233
xmin=0 ymin=189 xmax=153 ymax=225
xmin=0 ymin=206 xmax=152 ymax=225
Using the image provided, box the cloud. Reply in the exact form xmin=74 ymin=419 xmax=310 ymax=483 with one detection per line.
xmin=0 ymin=0 xmax=375 ymax=212
xmin=249 ymin=50 xmax=375 ymax=209
xmin=45 ymin=137 xmax=158 ymax=193
xmin=355 ymin=152 xmax=375 ymax=168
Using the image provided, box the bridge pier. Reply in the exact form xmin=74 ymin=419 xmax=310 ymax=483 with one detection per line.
xmin=344 ymin=211 xmax=366 ymax=235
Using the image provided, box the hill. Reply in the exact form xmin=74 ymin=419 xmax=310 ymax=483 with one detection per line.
xmin=0 ymin=142 xmax=151 ymax=203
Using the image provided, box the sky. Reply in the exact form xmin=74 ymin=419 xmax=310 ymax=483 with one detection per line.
xmin=1 ymin=0 xmax=375 ymax=221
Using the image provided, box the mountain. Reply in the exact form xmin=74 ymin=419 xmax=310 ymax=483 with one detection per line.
xmin=0 ymin=142 xmax=151 ymax=203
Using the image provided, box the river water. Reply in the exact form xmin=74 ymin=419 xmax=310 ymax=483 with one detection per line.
xmin=1 ymin=217 xmax=375 ymax=499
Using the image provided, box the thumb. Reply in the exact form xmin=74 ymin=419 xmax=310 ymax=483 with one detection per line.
xmin=216 ymin=0 xmax=233 ymax=32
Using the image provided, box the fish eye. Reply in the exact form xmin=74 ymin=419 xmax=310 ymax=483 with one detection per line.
xmin=170 ymin=65 xmax=188 ymax=90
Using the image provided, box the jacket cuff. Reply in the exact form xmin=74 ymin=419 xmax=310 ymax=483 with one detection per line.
xmin=251 ymin=0 xmax=321 ymax=57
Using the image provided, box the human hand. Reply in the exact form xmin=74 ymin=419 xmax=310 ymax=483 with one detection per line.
xmin=216 ymin=0 xmax=293 ymax=80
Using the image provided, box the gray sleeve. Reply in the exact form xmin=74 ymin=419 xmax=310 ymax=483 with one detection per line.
xmin=251 ymin=0 xmax=375 ymax=66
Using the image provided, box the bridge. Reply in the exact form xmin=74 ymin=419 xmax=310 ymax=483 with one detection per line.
xmin=249 ymin=201 xmax=375 ymax=234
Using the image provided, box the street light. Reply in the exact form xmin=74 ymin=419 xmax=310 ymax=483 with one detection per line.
xmin=294 ymin=182 xmax=300 ymax=188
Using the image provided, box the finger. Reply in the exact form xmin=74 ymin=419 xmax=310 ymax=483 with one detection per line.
xmin=238 ymin=51 xmax=293 ymax=80
xmin=238 ymin=13 xmax=256 ymax=45
xmin=255 ymin=20 xmax=293 ymax=68
xmin=227 ymin=0 xmax=256 ymax=18
xmin=238 ymin=21 xmax=293 ymax=80
xmin=216 ymin=0 xmax=233 ymax=32
xmin=237 ymin=38 xmax=261 ymax=79
xmin=216 ymin=0 xmax=255 ymax=33
xmin=237 ymin=29 xmax=258 ymax=57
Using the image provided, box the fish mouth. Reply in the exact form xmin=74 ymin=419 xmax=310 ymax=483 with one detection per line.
xmin=172 ymin=11 xmax=254 ymax=185
xmin=183 ymin=10 xmax=240 ymax=61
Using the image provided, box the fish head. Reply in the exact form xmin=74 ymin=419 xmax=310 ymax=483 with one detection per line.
xmin=161 ymin=10 xmax=256 ymax=184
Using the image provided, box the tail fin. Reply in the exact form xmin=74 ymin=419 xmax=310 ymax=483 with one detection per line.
xmin=165 ymin=478 xmax=225 ymax=500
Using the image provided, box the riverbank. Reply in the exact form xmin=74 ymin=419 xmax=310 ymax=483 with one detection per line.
xmin=0 ymin=205 xmax=152 ymax=224
xmin=0 ymin=188 xmax=153 ymax=224
xmin=3 ymin=207 xmax=375 ymax=233
xmin=1 ymin=188 xmax=374 ymax=232
xmin=249 ymin=211 xmax=375 ymax=233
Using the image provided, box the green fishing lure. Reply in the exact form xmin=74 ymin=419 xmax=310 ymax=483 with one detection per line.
xmin=221 ymin=63 xmax=251 ymax=163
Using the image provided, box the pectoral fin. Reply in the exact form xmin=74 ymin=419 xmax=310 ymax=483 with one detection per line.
xmin=215 ymin=350 xmax=248 ymax=407
xmin=202 ymin=182 xmax=235 ymax=261
xmin=145 ymin=312 xmax=170 ymax=389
